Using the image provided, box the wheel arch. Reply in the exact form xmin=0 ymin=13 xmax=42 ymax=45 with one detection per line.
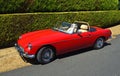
xmin=99 ymin=36 xmax=106 ymax=40
xmin=35 ymin=44 xmax=56 ymax=56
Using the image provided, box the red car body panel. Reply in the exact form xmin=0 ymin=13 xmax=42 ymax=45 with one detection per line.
xmin=17 ymin=26 xmax=111 ymax=56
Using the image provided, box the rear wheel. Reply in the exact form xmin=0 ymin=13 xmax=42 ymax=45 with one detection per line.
xmin=36 ymin=46 xmax=55 ymax=64
xmin=94 ymin=37 xmax=104 ymax=49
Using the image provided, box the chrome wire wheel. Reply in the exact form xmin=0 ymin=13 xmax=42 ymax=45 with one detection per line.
xmin=41 ymin=48 xmax=53 ymax=62
xmin=36 ymin=46 xmax=55 ymax=64
xmin=94 ymin=37 xmax=104 ymax=49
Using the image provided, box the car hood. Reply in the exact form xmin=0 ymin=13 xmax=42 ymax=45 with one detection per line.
xmin=18 ymin=29 xmax=68 ymax=47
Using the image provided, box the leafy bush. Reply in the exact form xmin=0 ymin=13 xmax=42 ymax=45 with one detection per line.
xmin=29 ymin=0 xmax=119 ymax=12
xmin=0 ymin=0 xmax=119 ymax=13
xmin=0 ymin=0 xmax=25 ymax=13
xmin=0 ymin=11 xmax=120 ymax=48
xmin=119 ymin=0 xmax=120 ymax=10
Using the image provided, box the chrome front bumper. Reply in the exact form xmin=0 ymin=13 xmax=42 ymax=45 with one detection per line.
xmin=15 ymin=43 xmax=35 ymax=59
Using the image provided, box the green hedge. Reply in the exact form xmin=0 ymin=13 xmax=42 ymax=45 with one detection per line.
xmin=0 ymin=0 xmax=119 ymax=13
xmin=0 ymin=11 xmax=120 ymax=48
xmin=119 ymin=0 xmax=120 ymax=10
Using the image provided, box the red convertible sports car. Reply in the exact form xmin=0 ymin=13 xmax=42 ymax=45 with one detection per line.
xmin=15 ymin=21 xmax=111 ymax=64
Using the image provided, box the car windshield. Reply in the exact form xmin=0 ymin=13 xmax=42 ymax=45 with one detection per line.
xmin=53 ymin=22 xmax=77 ymax=34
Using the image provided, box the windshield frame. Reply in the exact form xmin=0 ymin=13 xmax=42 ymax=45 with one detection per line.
xmin=52 ymin=21 xmax=90 ymax=34
xmin=52 ymin=21 xmax=72 ymax=34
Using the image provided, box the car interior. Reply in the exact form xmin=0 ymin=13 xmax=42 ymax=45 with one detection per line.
xmin=66 ymin=23 xmax=89 ymax=34
xmin=74 ymin=22 xmax=96 ymax=33
xmin=66 ymin=23 xmax=77 ymax=34
xmin=60 ymin=21 xmax=96 ymax=34
xmin=78 ymin=24 xmax=88 ymax=33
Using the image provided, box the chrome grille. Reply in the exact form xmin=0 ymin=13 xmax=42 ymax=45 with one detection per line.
xmin=19 ymin=46 xmax=24 ymax=52
xmin=15 ymin=43 xmax=24 ymax=53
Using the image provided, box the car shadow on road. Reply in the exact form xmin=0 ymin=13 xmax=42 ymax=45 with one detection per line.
xmin=57 ymin=42 xmax=111 ymax=59
xmin=57 ymin=47 xmax=93 ymax=59
xmin=27 ymin=42 xmax=111 ymax=65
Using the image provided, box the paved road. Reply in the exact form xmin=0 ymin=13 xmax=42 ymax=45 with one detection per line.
xmin=1 ymin=35 xmax=120 ymax=76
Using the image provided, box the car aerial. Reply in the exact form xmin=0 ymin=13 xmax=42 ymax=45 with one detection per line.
xmin=15 ymin=21 xmax=112 ymax=64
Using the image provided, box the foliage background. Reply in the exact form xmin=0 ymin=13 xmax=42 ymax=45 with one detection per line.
xmin=0 ymin=0 xmax=119 ymax=14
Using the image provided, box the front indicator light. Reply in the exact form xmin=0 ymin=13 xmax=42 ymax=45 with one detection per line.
xmin=28 ymin=43 xmax=32 ymax=50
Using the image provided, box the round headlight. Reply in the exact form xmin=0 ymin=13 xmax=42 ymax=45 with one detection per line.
xmin=28 ymin=43 xmax=32 ymax=50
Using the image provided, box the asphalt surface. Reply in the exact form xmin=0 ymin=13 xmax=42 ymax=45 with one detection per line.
xmin=1 ymin=35 xmax=120 ymax=76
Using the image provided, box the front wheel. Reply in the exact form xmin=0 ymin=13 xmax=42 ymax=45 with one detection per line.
xmin=36 ymin=46 xmax=55 ymax=64
xmin=94 ymin=37 xmax=104 ymax=49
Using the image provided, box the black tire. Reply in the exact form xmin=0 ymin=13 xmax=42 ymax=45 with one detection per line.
xmin=94 ymin=37 xmax=104 ymax=49
xmin=36 ymin=46 xmax=55 ymax=64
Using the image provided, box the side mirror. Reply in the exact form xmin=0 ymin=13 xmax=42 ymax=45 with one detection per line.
xmin=77 ymin=31 xmax=83 ymax=37
xmin=77 ymin=32 xmax=81 ymax=36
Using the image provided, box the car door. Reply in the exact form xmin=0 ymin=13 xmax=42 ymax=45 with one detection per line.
xmin=54 ymin=32 xmax=93 ymax=55
xmin=68 ymin=32 xmax=93 ymax=51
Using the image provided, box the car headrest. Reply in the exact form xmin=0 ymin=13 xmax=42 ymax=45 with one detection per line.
xmin=80 ymin=24 xmax=88 ymax=30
